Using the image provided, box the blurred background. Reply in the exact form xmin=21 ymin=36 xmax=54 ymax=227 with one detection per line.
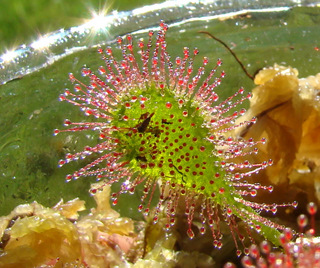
xmin=0 ymin=0 xmax=163 ymax=54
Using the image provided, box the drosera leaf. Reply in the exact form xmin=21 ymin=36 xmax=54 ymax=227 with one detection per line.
xmin=55 ymin=21 xmax=296 ymax=255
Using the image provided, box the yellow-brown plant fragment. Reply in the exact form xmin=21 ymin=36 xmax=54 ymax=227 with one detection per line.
xmin=238 ymin=64 xmax=320 ymax=209
xmin=0 ymin=183 xmax=137 ymax=268
xmin=0 ymin=201 xmax=82 ymax=268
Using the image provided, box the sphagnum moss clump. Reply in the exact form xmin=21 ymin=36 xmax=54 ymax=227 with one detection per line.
xmin=55 ymin=22 xmax=296 ymax=255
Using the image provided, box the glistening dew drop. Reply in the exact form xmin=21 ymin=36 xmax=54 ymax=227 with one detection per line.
xmin=55 ymin=21 xmax=296 ymax=255
xmin=235 ymin=202 xmax=319 ymax=268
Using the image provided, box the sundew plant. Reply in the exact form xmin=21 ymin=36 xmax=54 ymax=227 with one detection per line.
xmin=55 ymin=22 xmax=296 ymax=255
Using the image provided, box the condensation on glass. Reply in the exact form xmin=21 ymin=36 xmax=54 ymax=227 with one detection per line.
xmin=0 ymin=0 xmax=318 ymax=84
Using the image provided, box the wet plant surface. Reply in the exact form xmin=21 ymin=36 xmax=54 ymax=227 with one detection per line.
xmin=1 ymin=7 xmax=320 ymax=218
xmin=1 ymin=4 xmax=320 ymax=267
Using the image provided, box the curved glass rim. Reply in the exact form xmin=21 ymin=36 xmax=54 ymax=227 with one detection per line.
xmin=0 ymin=0 xmax=319 ymax=85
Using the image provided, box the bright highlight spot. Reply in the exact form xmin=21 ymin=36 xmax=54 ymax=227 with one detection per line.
xmin=1 ymin=50 xmax=18 ymax=63
xmin=31 ymin=31 xmax=64 ymax=50
xmin=83 ymin=4 xmax=114 ymax=32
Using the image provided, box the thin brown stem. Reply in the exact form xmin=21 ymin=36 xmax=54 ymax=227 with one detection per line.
xmin=199 ymin=31 xmax=254 ymax=81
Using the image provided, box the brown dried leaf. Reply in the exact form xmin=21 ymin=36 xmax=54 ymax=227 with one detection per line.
xmin=237 ymin=64 xmax=320 ymax=211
